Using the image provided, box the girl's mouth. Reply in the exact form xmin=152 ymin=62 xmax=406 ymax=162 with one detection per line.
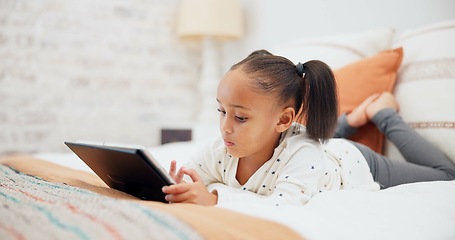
xmin=224 ymin=140 xmax=234 ymax=147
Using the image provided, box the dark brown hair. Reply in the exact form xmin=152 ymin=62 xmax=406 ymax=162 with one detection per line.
xmin=230 ymin=49 xmax=338 ymax=141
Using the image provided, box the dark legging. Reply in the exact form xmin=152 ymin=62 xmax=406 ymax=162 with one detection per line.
xmin=334 ymin=109 xmax=455 ymax=189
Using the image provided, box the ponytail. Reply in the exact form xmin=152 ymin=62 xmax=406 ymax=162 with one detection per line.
xmin=300 ymin=60 xmax=338 ymax=142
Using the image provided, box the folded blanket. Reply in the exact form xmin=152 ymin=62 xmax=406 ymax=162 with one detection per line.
xmin=0 ymin=155 xmax=304 ymax=240
xmin=0 ymin=164 xmax=202 ymax=240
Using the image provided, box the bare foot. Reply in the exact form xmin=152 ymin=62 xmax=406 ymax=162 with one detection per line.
xmin=366 ymin=92 xmax=399 ymax=119
xmin=346 ymin=93 xmax=380 ymax=128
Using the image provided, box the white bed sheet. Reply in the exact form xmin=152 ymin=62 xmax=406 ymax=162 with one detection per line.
xmin=33 ymin=141 xmax=455 ymax=240
xmin=220 ymin=180 xmax=455 ymax=240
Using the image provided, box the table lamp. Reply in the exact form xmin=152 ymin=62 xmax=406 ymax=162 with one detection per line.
xmin=176 ymin=0 xmax=243 ymax=122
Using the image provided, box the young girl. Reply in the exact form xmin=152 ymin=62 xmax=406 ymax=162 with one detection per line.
xmin=162 ymin=50 xmax=455 ymax=206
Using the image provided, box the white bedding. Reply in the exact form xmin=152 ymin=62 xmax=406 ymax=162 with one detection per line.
xmin=221 ymin=181 xmax=455 ymax=240
xmin=33 ymin=141 xmax=455 ymax=240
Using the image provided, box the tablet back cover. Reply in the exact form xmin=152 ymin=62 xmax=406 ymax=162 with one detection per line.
xmin=65 ymin=141 xmax=169 ymax=202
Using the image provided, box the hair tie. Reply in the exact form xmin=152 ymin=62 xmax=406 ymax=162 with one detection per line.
xmin=296 ymin=62 xmax=305 ymax=77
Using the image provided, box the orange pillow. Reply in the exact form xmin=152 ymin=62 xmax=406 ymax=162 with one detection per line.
xmin=334 ymin=47 xmax=403 ymax=153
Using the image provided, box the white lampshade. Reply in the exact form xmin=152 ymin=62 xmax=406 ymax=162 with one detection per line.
xmin=176 ymin=0 xmax=243 ymax=40
xmin=176 ymin=0 xmax=243 ymax=123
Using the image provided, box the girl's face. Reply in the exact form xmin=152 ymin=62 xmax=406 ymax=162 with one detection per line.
xmin=216 ymin=68 xmax=290 ymax=163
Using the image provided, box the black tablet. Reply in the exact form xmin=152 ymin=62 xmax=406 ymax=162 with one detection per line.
xmin=64 ymin=141 xmax=175 ymax=202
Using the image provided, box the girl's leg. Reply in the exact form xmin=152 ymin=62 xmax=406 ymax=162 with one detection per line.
xmin=334 ymin=94 xmax=379 ymax=138
xmin=333 ymin=113 xmax=357 ymax=138
xmin=365 ymin=108 xmax=455 ymax=188
xmin=355 ymin=92 xmax=455 ymax=188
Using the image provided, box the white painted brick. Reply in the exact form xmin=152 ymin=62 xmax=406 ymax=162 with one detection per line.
xmin=0 ymin=0 xmax=201 ymax=154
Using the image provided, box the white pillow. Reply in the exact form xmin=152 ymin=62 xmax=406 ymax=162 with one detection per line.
xmin=271 ymin=28 xmax=395 ymax=69
xmin=385 ymin=19 xmax=455 ymax=163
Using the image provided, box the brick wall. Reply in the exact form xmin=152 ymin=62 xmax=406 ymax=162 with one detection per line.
xmin=0 ymin=0 xmax=202 ymax=154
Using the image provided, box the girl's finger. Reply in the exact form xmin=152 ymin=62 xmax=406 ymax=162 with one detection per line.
xmin=175 ymin=167 xmax=186 ymax=183
xmin=183 ymin=168 xmax=201 ymax=182
xmin=162 ymin=182 xmax=190 ymax=194
xmin=169 ymin=160 xmax=177 ymax=177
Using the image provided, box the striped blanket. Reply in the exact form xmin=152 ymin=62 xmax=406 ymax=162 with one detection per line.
xmin=0 ymin=165 xmax=202 ymax=240
xmin=0 ymin=156 xmax=303 ymax=240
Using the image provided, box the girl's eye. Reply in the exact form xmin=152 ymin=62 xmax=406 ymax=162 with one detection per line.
xmin=236 ymin=116 xmax=248 ymax=122
xmin=217 ymin=108 xmax=226 ymax=115
xmin=217 ymin=108 xmax=247 ymax=122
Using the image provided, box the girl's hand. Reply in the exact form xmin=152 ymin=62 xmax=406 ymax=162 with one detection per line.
xmin=162 ymin=168 xmax=218 ymax=206
xmin=168 ymin=160 xmax=185 ymax=183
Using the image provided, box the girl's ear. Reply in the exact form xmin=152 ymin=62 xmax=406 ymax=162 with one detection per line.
xmin=276 ymin=107 xmax=295 ymax=133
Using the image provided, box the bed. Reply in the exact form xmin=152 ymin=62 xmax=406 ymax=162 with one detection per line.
xmin=1 ymin=142 xmax=455 ymax=240
xmin=2 ymin=19 xmax=455 ymax=240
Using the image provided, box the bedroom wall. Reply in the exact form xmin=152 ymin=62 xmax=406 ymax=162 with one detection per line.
xmin=1 ymin=0 xmax=454 ymax=155
xmin=0 ymin=0 xmax=203 ymax=154
xmin=222 ymin=0 xmax=455 ymax=71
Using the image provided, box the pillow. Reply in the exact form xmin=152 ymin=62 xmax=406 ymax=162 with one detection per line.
xmin=384 ymin=19 xmax=455 ymax=163
xmin=271 ymin=28 xmax=395 ymax=69
xmin=334 ymin=47 xmax=404 ymax=153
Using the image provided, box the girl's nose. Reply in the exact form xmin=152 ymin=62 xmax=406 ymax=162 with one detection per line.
xmin=220 ymin=116 xmax=233 ymax=134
